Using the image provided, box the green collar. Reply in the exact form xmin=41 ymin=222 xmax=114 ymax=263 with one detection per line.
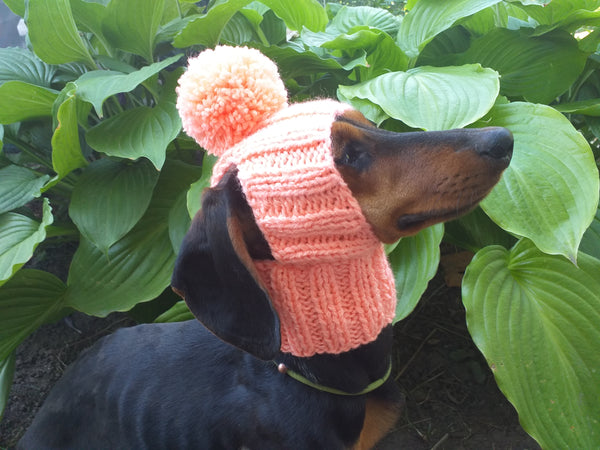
xmin=273 ymin=359 xmax=392 ymax=396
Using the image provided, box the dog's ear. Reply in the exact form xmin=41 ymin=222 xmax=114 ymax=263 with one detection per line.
xmin=171 ymin=167 xmax=280 ymax=360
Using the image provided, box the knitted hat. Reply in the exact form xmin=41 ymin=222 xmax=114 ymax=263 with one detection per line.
xmin=177 ymin=46 xmax=397 ymax=357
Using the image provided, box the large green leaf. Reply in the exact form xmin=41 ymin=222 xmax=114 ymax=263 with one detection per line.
xmin=329 ymin=5 xmax=400 ymax=35
xmin=580 ymin=204 xmax=600 ymax=260
xmin=174 ymin=0 xmax=326 ymax=47
xmin=518 ymin=0 xmax=600 ymax=33
xmin=65 ymin=160 xmax=201 ymax=316
xmin=397 ymin=0 xmax=502 ymax=59
xmin=257 ymin=43 xmax=365 ymax=79
xmin=390 ymin=223 xmax=444 ymax=322
xmin=0 ymin=269 xmax=67 ymax=361
xmin=51 ymin=86 xmax=88 ymax=178
xmin=458 ymin=29 xmax=587 ymax=104
xmin=0 ymin=48 xmax=56 ymax=87
xmin=0 ymin=166 xmax=49 ymax=215
xmin=73 ymin=54 xmax=182 ymax=117
xmin=69 ymin=158 xmax=160 ymax=254
xmin=262 ymin=0 xmax=327 ymax=32
xmin=0 ymin=81 xmax=57 ymax=124
xmin=173 ymin=0 xmax=250 ymax=47
xmin=27 ymin=0 xmax=95 ymax=67
xmin=481 ymin=102 xmax=599 ymax=261
xmin=0 ymin=199 xmax=53 ymax=286
xmin=338 ymin=65 xmax=499 ymax=131
xmin=103 ymin=0 xmax=165 ymax=62
xmin=463 ymin=239 xmax=600 ymax=448
xmin=0 ymin=353 xmax=15 ymax=419
xmin=86 ymin=102 xmax=181 ymax=169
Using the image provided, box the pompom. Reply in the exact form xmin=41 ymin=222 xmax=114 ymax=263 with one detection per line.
xmin=176 ymin=46 xmax=288 ymax=156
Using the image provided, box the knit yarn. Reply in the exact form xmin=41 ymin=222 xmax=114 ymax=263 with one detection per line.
xmin=177 ymin=46 xmax=397 ymax=357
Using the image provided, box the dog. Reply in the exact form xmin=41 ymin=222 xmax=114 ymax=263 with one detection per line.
xmin=18 ymin=105 xmax=512 ymax=449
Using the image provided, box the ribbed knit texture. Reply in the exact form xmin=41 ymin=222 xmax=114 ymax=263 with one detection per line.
xmin=177 ymin=47 xmax=397 ymax=357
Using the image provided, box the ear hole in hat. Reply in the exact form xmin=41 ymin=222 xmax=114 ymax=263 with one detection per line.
xmin=171 ymin=167 xmax=280 ymax=360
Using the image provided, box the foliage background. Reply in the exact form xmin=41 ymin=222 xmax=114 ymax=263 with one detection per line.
xmin=0 ymin=0 xmax=599 ymax=447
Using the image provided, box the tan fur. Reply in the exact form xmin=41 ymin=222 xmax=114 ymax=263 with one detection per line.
xmin=353 ymin=397 xmax=402 ymax=450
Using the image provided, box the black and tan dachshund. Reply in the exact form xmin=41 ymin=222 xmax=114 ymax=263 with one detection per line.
xmin=19 ymin=110 xmax=512 ymax=449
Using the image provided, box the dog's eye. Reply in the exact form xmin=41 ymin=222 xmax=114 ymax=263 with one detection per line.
xmin=336 ymin=142 xmax=373 ymax=172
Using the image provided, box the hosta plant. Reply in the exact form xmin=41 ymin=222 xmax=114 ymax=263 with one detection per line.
xmin=0 ymin=0 xmax=599 ymax=447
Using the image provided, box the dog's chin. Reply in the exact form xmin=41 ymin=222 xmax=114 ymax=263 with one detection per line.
xmin=389 ymin=202 xmax=483 ymax=242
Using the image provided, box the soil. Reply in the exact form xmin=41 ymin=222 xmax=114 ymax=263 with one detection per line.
xmin=0 ymin=271 xmax=540 ymax=449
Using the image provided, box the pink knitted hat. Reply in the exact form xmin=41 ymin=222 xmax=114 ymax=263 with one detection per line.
xmin=177 ymin=46 xmax=397 ymax=357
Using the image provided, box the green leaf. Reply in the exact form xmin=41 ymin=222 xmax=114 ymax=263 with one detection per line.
xmin=0 ymin=353 xmax=15 ymax=419
xmin=73 ymin=54 xmax=182 ymax=117
xmin=0 ymin=166 xmax=49 ymax=215
xmin=458 ymin=29 xmax=587 ymax=104
xmin=444 ymin=207 xmax=517 ymax=253
xmin=518 ymin=0 xmax=600 ymax=33
xmin=0 ymin=81 xmax=58 ymax=124
xmin=554 ymin=98 xmax=600 ymax=116
xmin=65 ymin=160 xmax=201 ymax=316
xmin=154 ymin=300 xmax=194 ymax=323
xmin=0 ymin=48 xmax=56 ymax=87
xmin=0 ymin=199 xmax=53 ymax=286
xmin=186 ymin=153 xmax=216 ymax=218
xmin=0 ymin=269 xmax=67 ymax=361
xmin=168 ymin=191 xmax=191 ymax=254
xmin=580 ymin=205 xmax=600 ymax=260
xmin=338 ymin=65 xmax=499 ymax=131
xmin=0 ymin=166 xmax=45 ymax=208
xmin=257 ymin=43 xmax=363 ymax=79
xmin=174 ymin=0 xmax=326 ymax=47
xmin=174 ymin=0 xmax=256 ymax=47
xmin=262 ymin=0 xmax=327 ymax=32
xmin=70 ymin=0 xmax=107 ymax=33
xmin=27 ymin=0 xmax=95 ymax=67
xmin=397 ymin=0 xmax=502 ymax=58
xmin=86 ymin=101 xmax=181 ymax=169
xmin=69 ymin=158 xmax=159 ymax=254
xmin=481 ymin=102 xmax=600 ymax=261
xmin=329 ymin=5 xmax=400 ymax=35
xmin=3 ymin=0 xmax=25 ymax=16
xmin=463 ymin=239 xmax=600 ymax=448
xmin=364 ymin=32 xmax=409 ymax=76
xmin=221 ymin=12 xmax=256 ymax=45
xmin=51 ymin=86 xmax=88 ymax=178
xmin=390 ymin=223 xmax=444 ymax=322
xmin=103 ymin=0 xmax=165 ymax=62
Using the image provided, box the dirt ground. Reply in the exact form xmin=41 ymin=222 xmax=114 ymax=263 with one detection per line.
xmin=0 ymin=271 xmax=540 ymax=449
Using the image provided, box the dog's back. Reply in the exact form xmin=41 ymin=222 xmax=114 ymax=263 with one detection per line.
xmin=19 ymin=320 xmax=374 ymax=450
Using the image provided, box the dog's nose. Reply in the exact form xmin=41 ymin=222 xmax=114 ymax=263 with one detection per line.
xmin=478 ymin=127 xmax=513 ymax=161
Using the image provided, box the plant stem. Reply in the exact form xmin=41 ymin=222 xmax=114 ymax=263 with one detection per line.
xmin=45 ymin=224 xmax=80 ymax=239
xmin=4 ymin=136 xmax=53 ymax=171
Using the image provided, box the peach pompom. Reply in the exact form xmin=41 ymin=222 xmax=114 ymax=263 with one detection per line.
xmin=176 ymin=46 xmax=288 ymax=156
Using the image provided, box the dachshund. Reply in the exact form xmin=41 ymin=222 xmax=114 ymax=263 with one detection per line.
xmin=18 ymin=109 xmax=512 ymax=449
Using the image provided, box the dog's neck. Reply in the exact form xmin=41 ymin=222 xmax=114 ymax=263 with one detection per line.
xmin=274 ymin=326 xmax=394 ymax=394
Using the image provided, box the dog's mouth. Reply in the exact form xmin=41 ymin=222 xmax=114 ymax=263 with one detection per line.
xmin=396 ymin=202 xmax=482 ymax=234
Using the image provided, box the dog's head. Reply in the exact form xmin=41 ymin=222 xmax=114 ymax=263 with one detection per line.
xmin=172 ymin=46 xmax=512 ymax=360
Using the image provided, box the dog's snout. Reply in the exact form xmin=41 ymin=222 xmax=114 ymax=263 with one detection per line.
xmin=477 ymin=126 xmax=513 ymax=162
